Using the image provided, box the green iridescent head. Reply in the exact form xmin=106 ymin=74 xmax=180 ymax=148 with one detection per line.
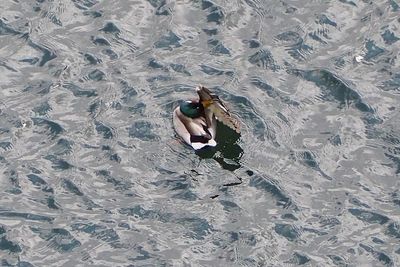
xmin=180 ymin=101 xmax=202 ymax=118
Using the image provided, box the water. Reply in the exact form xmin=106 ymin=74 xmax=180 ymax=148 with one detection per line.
xmin=0 ymin=0 xmax=399 ymax=266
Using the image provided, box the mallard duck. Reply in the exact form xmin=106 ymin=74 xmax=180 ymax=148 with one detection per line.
xmin=173 ymin=86 xmax=240 ymax=150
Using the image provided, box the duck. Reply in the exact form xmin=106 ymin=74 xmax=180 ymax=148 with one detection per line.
xmin=173 ymin=86 xmax=240 ymax=150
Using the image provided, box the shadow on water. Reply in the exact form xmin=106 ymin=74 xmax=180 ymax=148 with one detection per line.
xmin=195 ymin=122 xmax=245 ymax=195
xmin=195 ymin=122 xmax=243 ymax=172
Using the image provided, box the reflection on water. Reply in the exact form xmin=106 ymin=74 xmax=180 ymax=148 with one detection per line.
xmin=1 ymin=0 xmax=400 ymax=266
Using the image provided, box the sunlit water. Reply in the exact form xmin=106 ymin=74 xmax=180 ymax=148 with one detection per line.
xmin=1 ymin=0 xmax=400 ymax=266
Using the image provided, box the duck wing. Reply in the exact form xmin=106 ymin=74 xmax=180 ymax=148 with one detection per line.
xmin=196 ymin=86 xmax=240 ymax=133
xmin=182 ymin=115 xmax=216 ymax=149
xmin=174 ymin=108 xmax=212 ymax=139
xmin=210 ymin=102 xmax=240 ymax=133
xmin=210 ymin=99 xmax=240 ymax=133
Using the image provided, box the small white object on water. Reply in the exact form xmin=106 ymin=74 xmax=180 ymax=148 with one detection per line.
xmin=355 ymin=55 xmax=364 ymax=63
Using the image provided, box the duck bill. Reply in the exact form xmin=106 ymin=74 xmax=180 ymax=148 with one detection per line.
xmin=196 ymin=86 xmax=213 ymax=102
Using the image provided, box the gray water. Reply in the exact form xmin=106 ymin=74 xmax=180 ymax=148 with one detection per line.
xmin=0 ymin=0 xmax=400 ymax=266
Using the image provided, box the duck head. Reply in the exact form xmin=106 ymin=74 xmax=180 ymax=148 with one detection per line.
xmin=179 ymin=101 xmax=203 ymax=118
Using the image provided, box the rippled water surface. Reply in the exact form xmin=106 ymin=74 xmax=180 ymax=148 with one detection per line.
xmin=1 ymin=0 xmax=400 ymax=266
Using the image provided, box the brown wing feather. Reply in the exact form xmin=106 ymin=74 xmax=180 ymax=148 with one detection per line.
xmin=197 ymin=85 xmax=241 ymax=133
xmin=210 ymin=104 xmax=241 ymax=133
xmin=175 ymin=108 xmax=212 ymax=139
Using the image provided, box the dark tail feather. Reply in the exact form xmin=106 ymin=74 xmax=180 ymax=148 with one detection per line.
xmin=190 ymin=135 xmax=210 ymax=143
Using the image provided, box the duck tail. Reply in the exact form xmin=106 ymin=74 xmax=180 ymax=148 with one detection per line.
xmin=191 ymin=139 xmax=217 ymax=150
